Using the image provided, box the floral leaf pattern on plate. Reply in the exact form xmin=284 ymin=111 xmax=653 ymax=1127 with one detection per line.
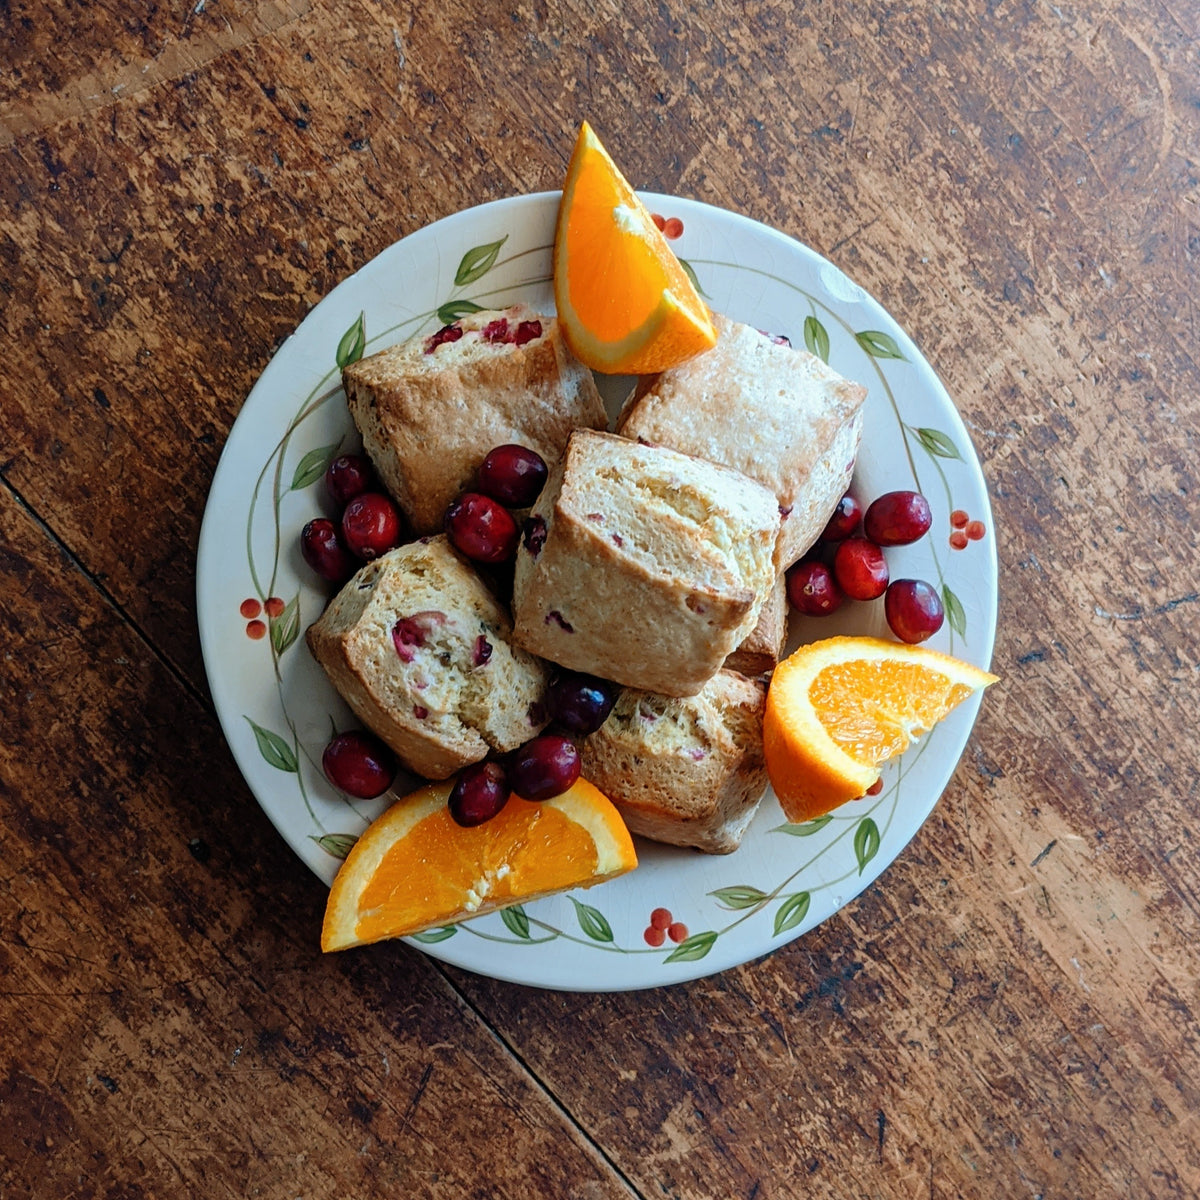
xmin=312 ymin=832 xmax=358 ymax=860
xmin=913 ymin=426 xmax=963 ymax=461
xmin=411 ymin=926 xmax=458 ymax=944
xmin=773 ymin=815 xmax=834 ymax=837
xmin=803 ymin=315 xmax=831 ymax=363
xmin=711 ymin=886 xmax=770 ymax=910
xmin=245 ymin=717 xmax=298 ymax=773
xmin=570 ymin=897 xmax=614 ymax=943
xmin=665 ymin=930 xmax=718 ymax=963
xmin=774 ymin=892 xmax=811 ymax=936
xmin=855 ymin=329 xmax=905 ymax=359
xmin=336 ymin=311 xmax=366 ymax=369
xmin=269 ymin=593 xmax=301 ymax=657
xmin=455 ymin=237 xmax=508 ymax=286
xmin=290 ymin=443 xmax=339 ymax=491
xmin=500 ymin=904 xmax=531 ymax=940
xmin=854 ymin=818 xmax=882 ymax=874
xmin=437 ymin=299 xmax=485 ymax=325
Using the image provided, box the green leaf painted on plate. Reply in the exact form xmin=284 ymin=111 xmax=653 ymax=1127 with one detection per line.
xmin=773 ymin=891 xmax=811 ymax=936
xmin=336 ymin=311 xmax=366 ymax=369
xmin=773 ymin=815 xmax=834 ymax=837
xmin=290 ymin=442 xmax=339 ymax=491
xmin=311 ymin=832 xmax=358 ymax=860
xmin=455 ymin=237 xmax=507 ymax=286
xmin=943 ymin=584 xmax=967 ymax=637
xmin=411 ymin=926 xmax=459 ymax=944
xmin=570 ymin=897 xmax=614 ymax=943
xmin=677 ymin=257 xmax=708 ymax=298
xmin=914 ymin=426 xmax=962 ymax=460
xmin=437 ymin=299 xmax=485 ymax=325
xmin=803 ymin=315 xmax=830 ymax=364
xmin=500 ymin=904 xmax=531 ymax=939
xmin=665 ymin=930 xmax=718 ymax=963
xmin=854 ymin=817 xmax=881 ymax=875
xmin=711 ymin=886 xmax=769 ymax=910
xmin=245 ymin=717 xmax=298 ymax=773
xmin=855 ymin=329 xmax=905 ymax=360
xmin=270 ymin=593 xmax=301 ymax=657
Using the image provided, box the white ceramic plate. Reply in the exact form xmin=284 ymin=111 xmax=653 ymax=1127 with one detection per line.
xmin=197 ymin=192 xmax=998 ymax=991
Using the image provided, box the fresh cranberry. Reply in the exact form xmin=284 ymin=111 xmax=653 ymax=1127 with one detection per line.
xmin=885 ymin=579 xmax=945 ymax=643
xmin=786 ymin=560 xmax=845 ymax=616
xmin=473 ymin=635 xmax=493 ymax=667
xmin=444 ymin=492 xmax=520 ymax=564
xmin=546 ymin=670 xmax=618 ymax=735
xmin=477 ymin=444 xmax=548 ymax=508
xmin=322 ymin=731 xmax=395 ymax=799
xmin=424 ymin=323 xmax=463 ymax=353
xmin=821 ymin=492 xmax=863 ymax=542
xmin=512 ymin=319 xmax=542 ymax=345
xmin=341 ymin=492 xmax=403 ymax=560
xmin=482 ymin=318 xmax=510 ymax=342
xmin=864 ymin=491 xmax=932 ymax=546
xmin=301 ymin=518 xmax=356 ymax=583
xmin=833 ymin=537 xmax=889 ymax=601
xmin=508 ymin=735 xmax=581 ymax=801
xmin=522 ymin=515 xmax=547 ymax=557
xmin=325 ymin=453 xmax=377 ymax=506
xmin=448 ymin=762 xmax=511 ymax=827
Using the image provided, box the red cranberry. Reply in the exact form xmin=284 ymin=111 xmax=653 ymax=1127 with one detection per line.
xmin=508 ymin=735 xmax=581 ymax=801
xmin=301 ymin=518 xmax=356 ymax=583
xmin=833 ymin=537 xmax=889 ymax=601
xmin=473 ymin=634 xmax=493 ymax=666
xmin=477 ymin=444 xmax=548 ymax=508
xmin=322 ymin=731 xmax=395 ymax=799
xmin=864 ymin=491 xmax=933 ymax=546
xmin=482 ymin=318 xmax=510 ymax=342
xmin=786 ymin=560 xmax=845 ymax=616
xmin=821 ymin=492 xmax=863 ymax=542
xmin=546 ymin=671 xmax=618 ymax=735
xmin=391 ymin=611 xmax=446 ymax=662
xmin=522 ymin=515 xmax=547 ymax=557
xmin=341 ymin=492 xmax=403 ymax=560
xmin=424 ymin=323 xmax=463 ymax=353
xmin=444 ymin=492 xmax=520 ymax=564
xmin=325 ymin=453 xmax=377 ymax=506
xmin=448 ymin=761 xmax=511 ymax=827
xmin=885 ymin=579 xmax=945 ymax=643
xmin=512 ymin=319 xmax=542 ymax=345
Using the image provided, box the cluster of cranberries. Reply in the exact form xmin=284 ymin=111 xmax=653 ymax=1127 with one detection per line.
xmin=300 ymin=454 xmax=404 ymax=585
xmin=786 ymin=489 xmax=945 ymax=644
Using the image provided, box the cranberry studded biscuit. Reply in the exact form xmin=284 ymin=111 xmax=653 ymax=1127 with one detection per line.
xmin=306 ymin=536 xmax=550 ymax=780
xmin=511 ymin=430 xmax=779 ymax=697
xmin=579 ymin=669 xmax=769 ymax=855
xmin=617 ymin=312 xmax=867 ymax=568
xmin=343 ymin=305 xmax=607 ymax=535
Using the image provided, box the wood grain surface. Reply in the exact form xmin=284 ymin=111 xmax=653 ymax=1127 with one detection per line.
xmin=3 ymin=1 xmax=1199 ymax=1197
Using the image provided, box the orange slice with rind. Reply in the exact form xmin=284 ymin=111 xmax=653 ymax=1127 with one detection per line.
xmin=764 ymin=636 xmax=998 ymax=823
xmin=321 ymin=775 xmax=637 ymax=951
xmin=554 ymin=121 xmax=717 ymax=374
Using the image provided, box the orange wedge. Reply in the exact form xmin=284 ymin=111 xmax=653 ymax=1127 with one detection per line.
xmin=321 ymin=776 xmax=637 ymax=951
xmin=764 ymin=636 xmax=998 ymax=823
xmin=554 ymin=121 xmax=717 ymax=374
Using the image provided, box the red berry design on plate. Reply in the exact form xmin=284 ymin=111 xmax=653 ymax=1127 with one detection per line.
xmin=949 ymin=530 xmax=969 ymax=550
xmin=821 ymin=492 xmax=863 ymax=542
xmin=477 ymin=444 xmax=548 ymax=508
xmin=865 ymin=777 xmax=884 ymax=796
xmin=650 ymin=213 xmax=666 ymax=231
xmin=966 ymin=519 xmax=986 ymax=541
xmin=326 ymin=453 xmax=377 ymax=506
xmin=863 ymin=490 xmax=932 ymax=546
xmin=885 ymin=579 xmax=945 ymax=644
xmin=240 ymin=598 xmax=262 ymax=619
xmin=341 ymin=493 xmax=403 ymax=560
xmin=246 ymin=619 xmax=267 ymax=640
xmin=322 ymin=731 xmax=396 ymax=799
xmin=445 ymin=492 xmax=520 ymax=564
xmin=663 ymin=216 xmax=684 ymax=239
xmin=649 ymin=907 xmax=673 ymax=931
xmin=264 ymin=596 xmax=286 ymax=619
xmin=301 ymin=517 xmax=357 ymax=583
xmin=667 ymin=922 xmax=688 ymax=944
xmin=786 ymin=560 xmax=845 ymax=616
xmin=950 ymin=509 xmax=969 ymax=529
xmin=833 ymin=537 xmax=889 ymax=601
xmin=644 ymin=925 xmax=666 ymax=947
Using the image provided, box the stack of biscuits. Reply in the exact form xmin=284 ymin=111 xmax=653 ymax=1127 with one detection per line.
xmin=307 ymin=303 xmax=866 ymax=853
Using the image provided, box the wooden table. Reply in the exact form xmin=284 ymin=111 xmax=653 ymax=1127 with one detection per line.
xmin=3 ymin=2 xmax=1198 ymax=1196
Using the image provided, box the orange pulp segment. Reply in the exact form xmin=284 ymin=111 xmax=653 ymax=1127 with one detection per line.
xmin=763 ymin=636 xmax=998 ymax=823
xmin=321 ymin=775 xmax=637 ymax=951
xmin=553 ymin=121 xmax=717 ymax=374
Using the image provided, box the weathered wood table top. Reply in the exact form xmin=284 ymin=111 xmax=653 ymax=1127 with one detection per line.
xmin=3 ymin=2 xmax=1199 ymax=1196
